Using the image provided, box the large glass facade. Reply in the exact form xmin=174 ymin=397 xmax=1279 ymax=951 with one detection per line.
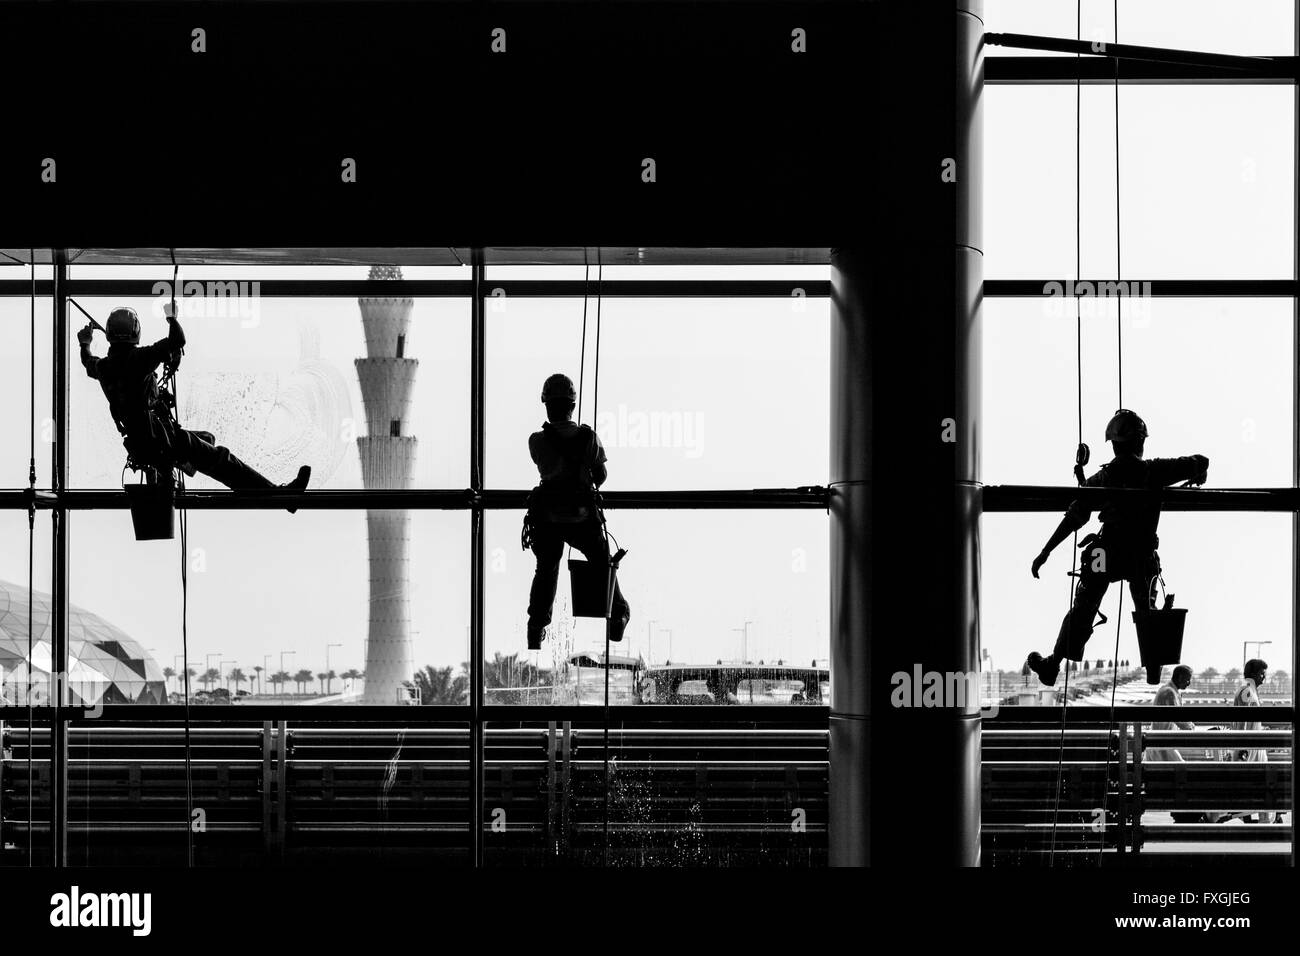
xmin=981 ymin=6 xmax=1295 ymax=864
xmin=0 ymin=252 xmax=831 ymax=866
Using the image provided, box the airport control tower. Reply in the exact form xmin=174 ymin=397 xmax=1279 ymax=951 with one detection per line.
xmin=357 ymin=265 xmax=418 ymax=704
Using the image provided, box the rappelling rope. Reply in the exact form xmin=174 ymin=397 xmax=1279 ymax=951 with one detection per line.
xmin=1048 ymin=3 xmax=1086 ymax=866
xmin=168 ymin=249 xmax=195 ymax=868
xmin=590 ymin=250 xmax=614 ymax=866
xmin=26 ymin=249 xmax=36 ymax=864
xmin=1096 ymin=0 xmax=1127 ymax=862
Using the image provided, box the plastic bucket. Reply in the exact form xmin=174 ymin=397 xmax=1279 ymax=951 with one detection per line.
xmin=569 ymin=558 xmax=615 ymax=618
xmin=1132 ymin=608 xmax=1187 ymax=683
xmin=125 ymin=482 xmax=175 ymax=541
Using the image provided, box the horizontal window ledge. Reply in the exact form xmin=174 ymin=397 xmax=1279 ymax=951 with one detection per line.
xmin=985 ymin=279 xmax=1299 ymax=297
xmin=984 ymin=485 xmax=1299 ymax=512
xmin=987 ymin=55 xmax=1298 ymax=84
xmin=985 ymin=705 xmax=1293 ymax=723
xmin=0 ymin=487 xmax=830 ymax=510
xmin=13 ymin=704 xmax=830 ymax=726
xmin=0 ymin=279 xmax=831 ymax=299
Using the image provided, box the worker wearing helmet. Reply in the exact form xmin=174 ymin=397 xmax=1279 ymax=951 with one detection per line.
xmin=78 ymin=304 xmax=311 ymax=498
xmin=1025 ymin=410 xmax=1208 ymax=686
xmin=523 ymin=372 xmax=630 ymax=650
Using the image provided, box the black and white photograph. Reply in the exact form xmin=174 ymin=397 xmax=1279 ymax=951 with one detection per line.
xmin=0 ymin=0 xmax=1296 ymax=941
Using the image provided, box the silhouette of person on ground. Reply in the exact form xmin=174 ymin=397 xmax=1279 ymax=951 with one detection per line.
xmin=523 ymin=373 xmax=630 ymax=650
xmin=1146 ymin=664 xmax=1196 ymax=764
xmin=79 ymin=305 xmax=310 ymax=502
xmin=1025 ymin=410 xmax=1208 ymax=687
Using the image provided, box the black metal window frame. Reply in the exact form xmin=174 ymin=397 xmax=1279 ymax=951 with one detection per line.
xmin=983 ymin=39 xmax=1299 ymax=861
xmin=0 ymin=251 xmax=834 ymax=866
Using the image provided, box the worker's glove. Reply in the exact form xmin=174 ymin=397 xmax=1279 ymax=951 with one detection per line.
xmin=76 ymin=324 xmax=94 ymax=346
xmin=163 ymin=301 xmax=178 ymax=320
xmin=1031 ymin=550 xmax=1049 ymax=579
xmin=1189 ymin=455 xmax=1209 ymax=487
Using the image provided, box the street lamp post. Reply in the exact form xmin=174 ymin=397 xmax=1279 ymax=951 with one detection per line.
xmin=646 ymin=620 xmax=658 ymax=665
xmin=280 ymin=650 xmax=296 ymax=704
xmin=173 ymin=657 xmax=199 ymax=701
xmin=660 ymin=629 xmax=673 ymax=665
xmin=205 ymin=653 xmax=222 ymax=694
xmin=1242 ymin=641 xmax=1273 ymax=673
xmin=326 ymin=643 xmax=343 ymax=695
xmin=732 ymin=621 xmax=754 ymax=703
xmin=732 ymin=621 xmax=753 ymax=664
xmin=262 ymin=655 xmax=272 ymax=697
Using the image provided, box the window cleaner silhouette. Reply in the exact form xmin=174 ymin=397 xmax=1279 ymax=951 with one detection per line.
xmin=1025 ymin=410 xmax=1208 ymax=687
xmin=78 ymin=305 xmax=311 ymax=502
xmin=521 ymin=373 xmax=630 ymax=650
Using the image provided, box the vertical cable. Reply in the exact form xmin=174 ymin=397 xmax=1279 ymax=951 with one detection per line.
xmin=578 ymin=252 xmax=590 ymax=423
xmin=593 ymin=250 xmax=611 ymax=866
xmin=1114 ymin=0 xmax=1123 ymax=409
xmin=1050 ymin=0 xmax=1085 ymax=867
xmin=26 ymin=249 xmax=35 ymax=865
xmin=1098 ymin=592 xmax=1123 ymax=862
xmin=1094 ymin=0 xmax=1126 ymax=864
xmin=469 ymin=248 xmax=485 ymax=867
xmin=51 ymin=251 xmax=69 ymax=868
xmin=171 ymin=251 xmax=194 ymax=867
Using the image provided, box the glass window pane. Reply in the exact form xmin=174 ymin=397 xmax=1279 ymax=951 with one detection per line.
xmin=484 ymin=510 xmax=829 ymax=704
xmin=982 ymin=512 xmax=1294 ymax=700
xmin=983 ymin=297 xmax=1294 ymax=487
xmin=485 ymin=717 xmax=825 ymax=866
xmin=985 ymin=85 xmax=1295 ymax=279
xmin=0 ymin=296 xmax=53 ymax=489
xmin=68 ymin=510 xmax=469 ymax=705
xmin=1 ymin=510 xmax=54 ymax=708
xmin=984 ymin=0 xmax=1296 ymax=56
xmin=68 ymin=296 xmax=469 ymax=489
xmin=487 ymin=298 xmax=830 ymax=490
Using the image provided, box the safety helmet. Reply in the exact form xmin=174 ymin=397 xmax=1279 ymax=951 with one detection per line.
xmin=540 ymin=373 xmax=577 ymax=404
xmin=1104 ymin=408 xmax=1148 ymax=444
xmin=105 ymin=307 xmax=141 ymax=345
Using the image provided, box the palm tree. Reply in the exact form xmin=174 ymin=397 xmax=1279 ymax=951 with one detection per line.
xmin=1199 ymin=667 xmax=1220 ymax=680
xmin=293 ymin=668 xmax=314 ymax=695
xmin=412 ymin=665 xmax=469 ymax=705
xmin=316 ymin=672 xmax=327 ymax=694
xmin=340 ymin=668 xmax=361 ymax=692
xmin=478 ymin=653 xmax=550 ymax=705
xmin=199 ymin=667 xmax=221 ymax=692
xmin=1224 ymin=668 xmax=1243 ymax=682
xmin=271 ymin=670 xmax=291 ymax=695
xmin=252 ymin=665 xmax=264 ymax=694
xmin=162 ymin=666 xmax=176 ymax=692
xmin=228 ymin=667 xmax=247 ymax=694
xmin=323 ymin=669 xmax=337 ymax=694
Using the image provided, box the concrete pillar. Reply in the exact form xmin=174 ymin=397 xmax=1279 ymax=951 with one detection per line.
xmin=828 ymin=0 xmax=983 ymax=867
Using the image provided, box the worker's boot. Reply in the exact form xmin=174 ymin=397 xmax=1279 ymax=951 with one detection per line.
xmin=1026 ymin=652 xmax=1060 ymax=687
xmin=281 ymin=465 xmax=312 ymax=514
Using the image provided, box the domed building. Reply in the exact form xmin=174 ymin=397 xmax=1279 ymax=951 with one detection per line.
xmin=0 ymin=579 xmax=167 ymax=706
